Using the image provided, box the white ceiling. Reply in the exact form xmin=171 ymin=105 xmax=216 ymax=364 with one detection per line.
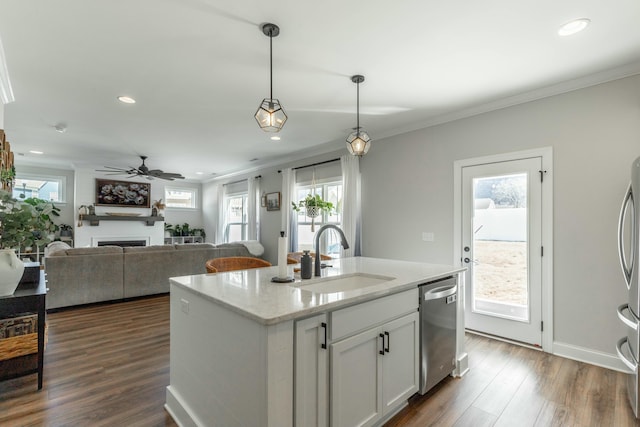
xmin=1 ymin=0 xmax=639 ymax=181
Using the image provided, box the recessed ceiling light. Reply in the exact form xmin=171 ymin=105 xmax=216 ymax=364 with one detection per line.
xmin=29 ymin=150 xmax=43 ymax=155
xmin=117 ymin=95 xmax=136 ymax=104
xmin=195 ymin=172 xmax=204 ymax=175
xmin=54 ymin=124 xmax=66 ymax=133
xmin=270 ymin=136 xmax=281 ymax=141
xmin=558 ymin=18 xmax=591 ymax=36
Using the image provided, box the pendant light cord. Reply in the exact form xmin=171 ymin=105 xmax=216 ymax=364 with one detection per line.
xmin=269 ymin=29 xmax=273 ymax=101
xmin=356 ymin=81 xmax=360 ymax=135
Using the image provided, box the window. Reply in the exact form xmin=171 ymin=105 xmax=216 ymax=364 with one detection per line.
xmin=13 ymin=175 xmax=66 ymax=203
xmin=165 ymin=187 xmax=197 ymax=209
xmin=224 ymin=193 xmax=248 ymax=242
xmin=295 ymin=180 xmax=343 ymax=256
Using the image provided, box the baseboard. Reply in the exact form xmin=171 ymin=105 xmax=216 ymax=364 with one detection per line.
xmin=453 ymin=352 xmax=469 ymax=377
xmin=165 ymin=386 xmax=200 ymax=427
xmin=553 ymin=341 xmax=630 ymax=373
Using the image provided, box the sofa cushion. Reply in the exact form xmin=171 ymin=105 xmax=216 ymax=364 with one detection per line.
xmin=63 ymin=246 xmax=123 ymax=256
xmin=174 ymin=243 xmax=216 ymax=250
xmin=123 ymin=245 xmax=175 ymax=253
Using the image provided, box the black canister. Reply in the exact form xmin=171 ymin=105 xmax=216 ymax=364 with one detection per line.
xmin=301 ymin=250 xmax=312 ymax=279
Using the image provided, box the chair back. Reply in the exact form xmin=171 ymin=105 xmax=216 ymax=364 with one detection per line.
xmin=287 ymin=252 xmax=332 ymax=264
xmin=206 ymin=256 xmax=271 ymax=273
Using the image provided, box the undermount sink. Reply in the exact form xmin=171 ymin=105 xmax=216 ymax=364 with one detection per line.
xmin=296 ymin=273 xmax=395 ymax=294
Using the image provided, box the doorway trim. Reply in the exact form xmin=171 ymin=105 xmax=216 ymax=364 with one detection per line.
xmin=453 ymin=147 xmax=553 ymax=352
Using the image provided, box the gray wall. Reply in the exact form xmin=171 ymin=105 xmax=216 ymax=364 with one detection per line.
xmin=361 ymin=74 xmax=640 ymax=356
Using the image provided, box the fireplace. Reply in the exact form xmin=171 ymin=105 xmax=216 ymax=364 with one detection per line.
xmin=91 ymin=236 xmax=151 ymax=247
xmin=97 ymin=240 xmax=146 ymax=248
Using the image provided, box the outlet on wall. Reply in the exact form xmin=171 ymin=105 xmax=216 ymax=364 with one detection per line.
xmin=422 ymin=232 xmax=435 ymax=242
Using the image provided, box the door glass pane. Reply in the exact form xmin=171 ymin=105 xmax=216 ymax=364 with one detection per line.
xmin=472 ymin=173 xmax=529 ymax=322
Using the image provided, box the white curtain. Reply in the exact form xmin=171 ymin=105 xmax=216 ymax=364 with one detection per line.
xmin=215 ymin=184 xmax=226 ymax=244
xmin=247 ymin=177 xmax=260 ymax=240
xmin=281 ymin=168 xmax=298 ymax=251
xmin=341 ymin=154 xmax=361 ymax=256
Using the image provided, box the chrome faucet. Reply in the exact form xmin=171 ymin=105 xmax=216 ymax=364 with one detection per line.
xmin=314 ymin=224 xmax=349 ymax=276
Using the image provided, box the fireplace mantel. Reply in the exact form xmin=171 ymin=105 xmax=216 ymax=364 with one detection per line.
xmin=82 ymin=215 xmax=164 ymax=226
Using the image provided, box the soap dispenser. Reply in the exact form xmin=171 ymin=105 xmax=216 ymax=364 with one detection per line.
xmin=301 ymin=250 xmax=312 ymax=279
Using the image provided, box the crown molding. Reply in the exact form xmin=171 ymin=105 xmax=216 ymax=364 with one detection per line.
xmin=375 ymin=61 xmax=640 ymax=141
xmin=0 ymin=36 xmax=15 ymax=104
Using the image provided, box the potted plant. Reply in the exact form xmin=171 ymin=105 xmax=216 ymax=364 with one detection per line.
xmin=181 ymin=223 xmax=190 ymax=236
xmin=173 ymin=224 xmax=182 ymax=237
xmin=0 ymin=191 xmax=61 ymax=250
xmin=59 ymin=223 xmax=73 ymax=238
xmin=164 ymin=223 xmax=174 ymax=238
xmin=191 ymin=228 xmax=206 ymax=240
xmin=292 ymin=194 xmax=335 ymax=231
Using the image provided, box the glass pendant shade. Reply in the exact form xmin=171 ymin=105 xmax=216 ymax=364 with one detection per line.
xmin=256 ymin=23 xmax=286 ymax=133
xmin=346 ymin=128 xmax=371 ymax=156
xmin=255 ymin=98 xmax=287 ymax=132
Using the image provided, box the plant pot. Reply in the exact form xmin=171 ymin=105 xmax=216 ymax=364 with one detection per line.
xmin=0 ymin=249 xmax=25 ymax=296
xmin=60 ymin=230 xmax=72 ymax=238
xmin=306 ymin=206 xmax=321 ymax=218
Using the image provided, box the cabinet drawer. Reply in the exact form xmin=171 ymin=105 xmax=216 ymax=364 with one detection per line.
xmin=330 ymin=288 xmax=418 ymax=341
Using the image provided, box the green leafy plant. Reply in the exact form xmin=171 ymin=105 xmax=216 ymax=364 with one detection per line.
xmin=190 ymin=228 xmax=206 ymax=239
xmin=291 ymin=194 xmax=334 ymax=216
xmin=0 ymin=190 xmax=61 ymax=249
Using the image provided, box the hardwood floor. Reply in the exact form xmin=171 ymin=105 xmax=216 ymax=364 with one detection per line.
xmin=0 ymin=296 xmax=176 ymax=427
xmin=0 ymin=295 xmax=637 ymax=426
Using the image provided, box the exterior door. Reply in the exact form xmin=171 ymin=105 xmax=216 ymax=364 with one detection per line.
xmin=461 ymin=157 xmax=543 ymax=346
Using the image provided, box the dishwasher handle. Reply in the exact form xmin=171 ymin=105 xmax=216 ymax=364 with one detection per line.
xmin=423 ymin=284 xmax=457 ymax=301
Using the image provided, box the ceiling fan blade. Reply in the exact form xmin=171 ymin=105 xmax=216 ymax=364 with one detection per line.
xmin=96 ymin=167 xmax=129 ymax=172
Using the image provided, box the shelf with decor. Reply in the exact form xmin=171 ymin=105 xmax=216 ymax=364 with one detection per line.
xmin=81 ymin=215 xmax=164 ymax=226
xmin=164 ymin=236 xmax=204 ymax=245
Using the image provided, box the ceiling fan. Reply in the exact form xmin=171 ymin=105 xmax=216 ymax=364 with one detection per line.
xmin=96 ymin=155 xmax=185 ymax=181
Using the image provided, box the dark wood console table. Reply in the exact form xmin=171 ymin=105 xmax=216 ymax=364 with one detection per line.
xmin=0 ymin=272 xmax=46 ymax=389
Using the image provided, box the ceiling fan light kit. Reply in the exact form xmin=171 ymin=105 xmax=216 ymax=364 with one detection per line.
xmin=255 ymin=23 xmax=287 ymax=133
xmin=346 ymin=74 xmax=371 ymax=157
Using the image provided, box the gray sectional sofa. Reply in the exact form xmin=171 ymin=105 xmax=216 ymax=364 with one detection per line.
xmin=44 ymin=243 xmax=254 ymax=309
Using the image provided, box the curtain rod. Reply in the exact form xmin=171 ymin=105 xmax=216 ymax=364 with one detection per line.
xmin=278 ymin=158 xmax=340 ymax=173
xmin=223 ymin=175 xmax=262 ymax=186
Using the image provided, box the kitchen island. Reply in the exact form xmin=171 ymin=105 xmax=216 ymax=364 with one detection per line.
xmin=165 ymin=257 xmax=466 ymax=427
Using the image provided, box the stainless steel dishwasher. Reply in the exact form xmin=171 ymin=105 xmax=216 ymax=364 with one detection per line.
xmin=419 ymin=275 xmax=457 ymax=394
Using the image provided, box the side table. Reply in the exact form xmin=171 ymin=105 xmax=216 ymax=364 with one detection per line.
xmin=0 ymin=271 xmax=46 ymax=389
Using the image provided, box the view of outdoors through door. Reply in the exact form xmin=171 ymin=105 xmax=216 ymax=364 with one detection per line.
xmin=462 ymin=156 xmax=542 ymax=346
xmin=472 ymin=173 xmax=529 ymax=321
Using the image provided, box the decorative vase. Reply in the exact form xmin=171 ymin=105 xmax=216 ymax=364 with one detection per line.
xmin=0 ymin=249 xmax=25 ymax=296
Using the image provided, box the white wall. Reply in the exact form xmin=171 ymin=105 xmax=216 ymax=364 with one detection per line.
xmin=360 ymin=74 xmax=640 ymax=358
xmin=0 ymin=102 xmax=4 ymax=128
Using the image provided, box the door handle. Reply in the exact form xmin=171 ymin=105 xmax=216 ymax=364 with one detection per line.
xmin=321 ymin=322 xmax=327 ymax=349
xmin=384 ymin=331 xmax=390 ymax=353
xmin=617 ymin=304 xmax=638 ymax=331
xmin=618 ymin=183 xmax=635 ymax=289
xmin=379 ymin=333 xmax=385 ymax=355
xmin=616 ymin=337 xmax=637 ymax=373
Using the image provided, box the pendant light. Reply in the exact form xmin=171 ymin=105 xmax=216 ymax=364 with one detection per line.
xmin=255 ymin=23 xmax=287 ymax=132
xmin=346 ymin=75 xmax=371 ymax=156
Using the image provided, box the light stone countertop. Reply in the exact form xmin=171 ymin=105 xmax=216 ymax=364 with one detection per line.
xmin=169 ymin=256 xmax=465 ymax=325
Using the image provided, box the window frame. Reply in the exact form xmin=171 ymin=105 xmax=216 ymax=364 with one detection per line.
xmin=223 ymin=191 xmax=248 ymax=243
xmin=164 ymin=186 xmax=198 ymax=210
xmin=13 ymin=173 xmax=68 ymax=204
xmin=294 ymin=178 xmax=343 ymax=256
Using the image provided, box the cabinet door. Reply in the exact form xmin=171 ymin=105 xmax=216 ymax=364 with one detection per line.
xmin=295 ymin=314 xmax=329 ymax=427
xmin=381 ymin=312 xmax=419 ymax=414
xmin=331 ymin=327 xmax=382 ymax=427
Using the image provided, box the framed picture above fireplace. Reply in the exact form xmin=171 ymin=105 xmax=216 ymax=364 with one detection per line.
xmin=96 ymin=179 xmax=151 ymax=207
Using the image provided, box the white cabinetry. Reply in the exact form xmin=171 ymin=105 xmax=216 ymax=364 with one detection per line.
xmin=294 ymin=289 xmax=419 ymax=427
xmin=294 ymin=313 xmax=329 ymax=427
xmin=330 ymin=312 xmax=419 ymax=427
